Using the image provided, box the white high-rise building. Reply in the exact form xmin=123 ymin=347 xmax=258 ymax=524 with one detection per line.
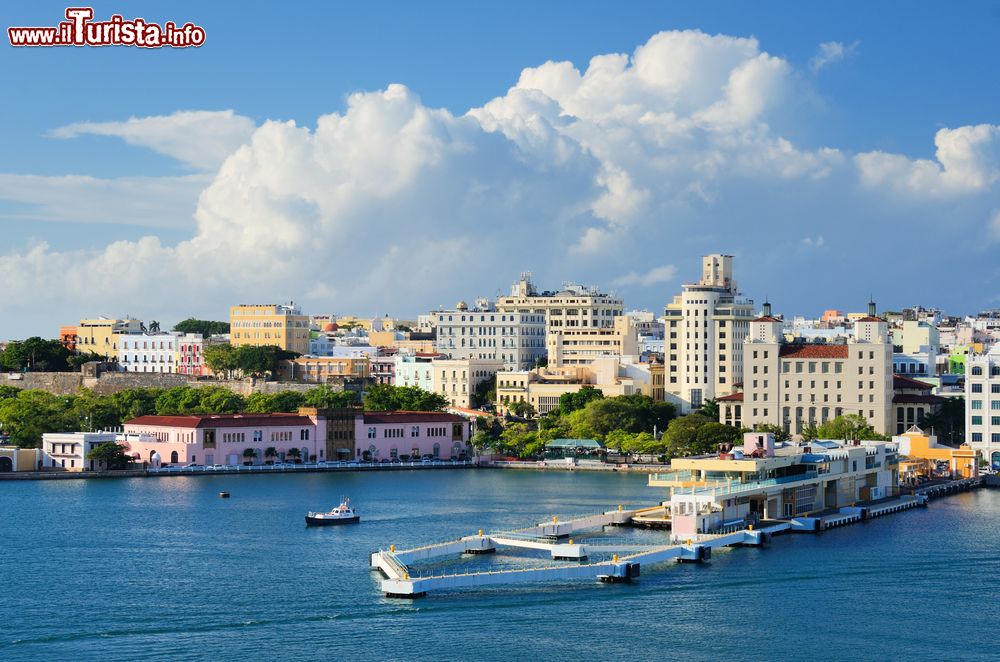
xmin=966 ymin=344 xmax=1000 ymax=467
xmin=662 ymin=255 xmax=755 ymax=413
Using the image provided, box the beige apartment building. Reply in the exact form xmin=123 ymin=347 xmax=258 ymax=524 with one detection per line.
xmin=432 ymin=357 xmax=503 ymax=409
xmin=495 ymin=274 xmax=623 ymax=332
xmin=230 ymin=303 xmax=310 ymax=354
xmin=736 ymin=302 xmax=894 ymax=437
xmin=546 ymin=314 xmax=639 ymax=367
xmin=496 ymin=356 xmax=657 ymax=416
xmin=662 ymin=255 xmax=755 ymax=413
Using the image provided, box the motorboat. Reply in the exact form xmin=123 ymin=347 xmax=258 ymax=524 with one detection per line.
xmin=305 ymin=498 xmax=360 ymax=526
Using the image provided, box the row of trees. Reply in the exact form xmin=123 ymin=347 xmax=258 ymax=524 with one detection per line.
xmin=172 ymin=318 xmax=230 ymax=337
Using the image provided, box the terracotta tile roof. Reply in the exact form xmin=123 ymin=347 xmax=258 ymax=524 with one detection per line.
xmin=856 ymin=316 xmax=883 ymax=323
xmin=893 ymin=374 xmax=935 ymax=391
xmin=716 ymin=392 xmax=744 ymax=402
xmin=126 ymin=413 xmax=313 ymax=429
xmin=753 ymin=316 xmax=782 ymax=323
xmin=778 ymin=344 xmax=849 ymax=359
xmin=363 ymin=411 xmax=467 ymax=424
xmin=892 ymin=394 xmax=946 ymax=405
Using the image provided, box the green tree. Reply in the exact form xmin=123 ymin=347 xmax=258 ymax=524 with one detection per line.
xmin=801 ymin=423 xmax=820 ymax=441
xmin=662 ymin=414 xmax=740 ymax=457
xmin=203 ymin=344 xmax=240 ymax=378
xmin=363 ymin=384 xmax=447 ymax=412
xmin=286 ymin=447 xmax=302 ymax=463
xmin=234 ymin=345 xmax=298 ymax=378
xmin=173 ymin=318 xmax=231 ymax=337
xmin=558 ymin=386 xmax=604 ymax=415
xmin=496 ymin=423 xmax=542 ymax=458
xmin=303 ymin=385 xmax=358 ymax=409
xmin=816 ymin=414 xmax=887 ymax=441
xmin=264 ymin=446 xmax=277 ymax=463
xmin=472 ymin=376 xmax=496 ymax=408
xmin=0 ymin=390 xmax=79 ymax=448
xmin=242 ymin=447 xmax=258 ymax=465
xmin=86 ymin=441 xmax=131 ymax=470
xmin=698 ymin=398 xmax=720 ymax=420
xmin=0 ymin=385 xmax=22 ymax=400
xmin=154 ymin=386 xmax=245 ymax=415
xmin=71 ymin=389 xmax=119 ymax=431
xmin=921 ymin=397 xmax=966 ymax=446
xmin=508 ymin=400 xmax=536 ymax=419
xmin=570 ymin=394 xmax=676 ymax=440
xmin=245 ymin=391 xmax=306 ymax=413
xmin=1 ymin=337 xmax=72 ymax=372
xmin=111 ymin=388 xmax=160 ymax=421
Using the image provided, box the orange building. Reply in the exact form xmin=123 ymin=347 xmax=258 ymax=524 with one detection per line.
xmin=59 ymin=326 xmax=78 ymax=352
xmin=894 ymin=427 xmax=978 ymax=482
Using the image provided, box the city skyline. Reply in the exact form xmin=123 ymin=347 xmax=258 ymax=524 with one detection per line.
xmin=4 ymin=2 xmax=1000 ymax=338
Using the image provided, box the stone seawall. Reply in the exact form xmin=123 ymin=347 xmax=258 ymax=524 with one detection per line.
xmin=2 ymin=372 xmax=334 ymax=396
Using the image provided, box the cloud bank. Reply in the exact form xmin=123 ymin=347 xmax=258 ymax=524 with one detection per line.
xmin=2 ymin=30 xmax=1000 ymax=336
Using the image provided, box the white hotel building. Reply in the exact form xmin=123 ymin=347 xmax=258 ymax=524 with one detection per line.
xmin=966 ymin=344 xmax=1000 ymax=466
xmin=119 ymin=333 xmax=179 ymax=373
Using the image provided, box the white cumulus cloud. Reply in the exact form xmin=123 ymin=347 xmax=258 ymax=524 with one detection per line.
xmin=613 ymin=265 xmax=678 ymax=287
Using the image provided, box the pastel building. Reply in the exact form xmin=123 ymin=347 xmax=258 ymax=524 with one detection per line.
xmin=230 ymin=303 xmax=310 ymax=354
xmin=42 ymin=432 xmax=119 ymax=471
xmin=76 ymin=317 xmax=143 ymax=359
xmin=356 ymin=411 xmax=470 ymax=461
xmin=651 ymin=432 xmax=899 ymax=538
xmin=966 ymin=344 xmax=1000 ymax=466
xmin=0 ymin=446 xmax=44 ymax=472
xmin=119 ymin=332 xmax=179 ymax=373
xmin=275 ymin=356 xmax=370 ymax=383
xmin=432 ymin=299 xmax=546 ymax=370
xmin=176 ymin=333 xmax=208 ymax=376
xmin=120 ymin=409 xmax=470 ymax=465
xmin=395 ymin=352 xmax=442 ymax=391
xmin=495 ymin=274 xmax=624 ymax=332
xmin=432 ymin=357 xmax=503 ymax=409
xmin=546 ymin=315 xmax=639 ymax=367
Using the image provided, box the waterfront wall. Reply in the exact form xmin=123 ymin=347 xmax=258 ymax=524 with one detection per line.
xmin=1 ymin=371 xmax=335 ymax=396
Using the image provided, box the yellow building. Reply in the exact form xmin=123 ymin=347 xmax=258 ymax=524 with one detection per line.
xmin=0 ymin=446 xmax=43 ymax=472
xmin=75 ymin=317 xmax=143 ymax=358
xmin=894 ymin=427 xmax=978 ymax=481
xmin=546 ymin=315 xmax=639 ymax=367
xmin=369 ymin=331 xmax=436 ymax=353
xmin=230 ymin=303 xmax=310 ymax=354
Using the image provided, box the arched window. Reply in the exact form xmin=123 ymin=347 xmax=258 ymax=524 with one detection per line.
xmin=170 ymin=451 xmax=178 ymax=464
xmin=972 ymin=366 xmax=983 ymax=376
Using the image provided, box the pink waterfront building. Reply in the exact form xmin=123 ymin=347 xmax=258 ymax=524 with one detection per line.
xmin=120 ymin=409 xmax=471 ymax=465
xmin=355 ymin=411 xmax=470 ymax=461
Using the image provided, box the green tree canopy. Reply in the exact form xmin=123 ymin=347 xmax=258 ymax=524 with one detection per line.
xmin=303 ymin=385 xmax=358 ymax=409
xmin=245 ymin=390 xmax=306 ymax=413
xmin=172 ymin=318 xmax=231 ymax=337
xmin=1 ymin=337 xmax=72 ymax=372
xmin=663 ymin=414 xmax=741 ymax=458
xmin=750 ymin=423 xmax=790 ymax=442
xmin=816 ymin=414 xmax=888 ymax=441
xmin=154 ymin=386 xmax=245 ymax=415
xmin=363 ymin=384 xmax=447 ymax=412
xmin=86 ymin=441 xmax=132 ymax=470
xmin=0 ymin=390 xmax=79 ymax=447
xmin=558 ymin=386 xmax=604 ymax=415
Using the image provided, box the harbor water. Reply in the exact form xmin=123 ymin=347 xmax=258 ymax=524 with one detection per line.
xmin=2 ymin=469 xmax=999 ymax=661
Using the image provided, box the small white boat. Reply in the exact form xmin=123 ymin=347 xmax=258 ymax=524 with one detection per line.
xmin=305 ymin=498 xmax=360 ymax=526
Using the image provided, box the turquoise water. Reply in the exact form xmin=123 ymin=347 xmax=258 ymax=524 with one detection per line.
xmin=2 ymin=469 xmax=998 ymax=661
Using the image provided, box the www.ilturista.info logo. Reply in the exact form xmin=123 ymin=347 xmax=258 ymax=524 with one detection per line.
xmin=8 ymin=7 xmax=205 ymax=48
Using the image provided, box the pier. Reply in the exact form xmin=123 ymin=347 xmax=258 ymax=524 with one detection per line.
xmin=371 ymin=484 xmax=986 ymax=598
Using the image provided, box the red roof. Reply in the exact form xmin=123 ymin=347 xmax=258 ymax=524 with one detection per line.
xmin=779 ymin=345 xmax=849 ymax=359
xmin=716 ymin=392 xmax=744 ymax=402
xmin=856 ymin=316 xmax=883 ymax=323
xmin=893 ymin=374 xmax=935 ymax=391
xmin=126 ymin=413 xmax=313 ymax=429
xmin=892 ymin=394 xmax=945 ymax=405
xmin=753 ymin=316 xmax=781 ymax=323
xmin=363 ymin=410 xmax=467 ymax=424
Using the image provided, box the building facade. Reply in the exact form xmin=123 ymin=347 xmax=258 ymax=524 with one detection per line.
xmin=356 ymin=411 xmax=470 ymax=461
xmin=275 ymin=356 xmax=370 ymax=383
xmin=42 ymin=432 xmax=119 ymax=471
xmin=230 ymin=303 xmax=310 ymax=354
xmin=966 ymin=345 xmax=1000 ymax=466
xmin=546 ymin=315 xmax=639 ymax=367
xmin=432 ymin=300 xmax=546 ymax=370
xmin=394 ymin=353 xmax=441 ymax=391
xmin=118 ymin=332 xmax=179 ymax=373
xmin=76 ymin=317 xmax=143 ymax=359
xmin=740 ymin=302 xmax=894 ymax=437
xmin=662 ymin=255 xmax=755 ymax=413
xmin=176 ymin=333 xmax=208 ymax=376
xmin=432 ymin=357 xmax=503 ymax=409
xmin=495 ymin=274 xmax=623 ymax=332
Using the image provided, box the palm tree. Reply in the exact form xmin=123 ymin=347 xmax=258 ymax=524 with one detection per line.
xmin=242 ymin=447 xmax=258 ymax=465
xmin=698 ymin=398 xmax=720 ymax=420
xmin=264 ymin=446 xmax=277 ymax=464
xmin=286 ymin=447 xmax=302 ymax=463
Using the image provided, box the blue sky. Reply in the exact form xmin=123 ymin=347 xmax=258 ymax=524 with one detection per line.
xmin=3 ymin=1 xmax=1000 ymax=337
